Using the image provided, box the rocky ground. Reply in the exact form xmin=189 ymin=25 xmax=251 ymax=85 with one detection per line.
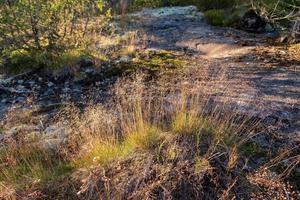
xmin=128 ymin=6 xmax=300 ymax=137
xmin=0 ymin=6 xmax=299 ymax=154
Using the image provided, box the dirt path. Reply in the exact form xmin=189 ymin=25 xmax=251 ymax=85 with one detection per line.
xmin=128 ymin=6 xmax=300 ymax=137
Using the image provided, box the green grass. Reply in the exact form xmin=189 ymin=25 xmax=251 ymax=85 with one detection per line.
xmin=194 ymin=157 xmax=210 ymax=173
xmin=2 ymin=48 xmax=91 ymax=74
xmin=75 ymin=123 xmax=164 ymax=168
xmin=75 ymin=141 xmax=133 ymax=167
xmin=0 ymin=147 xmax=73 ymax=187
xmin=171 ymin=112 xmax=202 ymax=135
xmin=126 ymin=125 xmax=163 ymax=150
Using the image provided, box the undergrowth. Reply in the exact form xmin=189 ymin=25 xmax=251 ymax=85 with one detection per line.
xmin=1 ymin=74 xmax=298 ymax=199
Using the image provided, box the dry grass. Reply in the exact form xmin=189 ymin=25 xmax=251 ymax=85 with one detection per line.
xmin=289 ymin=43 xmax=300 ymax=60
xmin=0 ymin=73 xmax=299 ymax=199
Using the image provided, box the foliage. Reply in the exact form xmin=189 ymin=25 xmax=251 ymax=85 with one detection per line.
xmin=204 ymin=8 xmax=243 ymax=27
xmin=128 ymin=0 xmax=164 ymax=11
xmin=0 ymin=0 xmax=110 ymax=71
xmin=128 ymin=0 xmax=237 ymax=11
xmin=197 ymin=0 xmax=237 ymax=11
xmin=252 ymin=0 xmax=300 ymax=35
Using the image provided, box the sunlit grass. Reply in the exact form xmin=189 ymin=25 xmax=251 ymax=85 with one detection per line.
xmin=171 ymin=112 xmax=202 ymax=135
xmin=125 ymin=124 xmax=163 ymax=150
xmin=194 ymin=157 xmax=211 ymax=173
xmin=75 ymin=140 xmax=133 ymax=167
xmin=75 ymin=123 xmax=163 ymax=168
xmin=0 ymin=146 xmax=73 ymax=187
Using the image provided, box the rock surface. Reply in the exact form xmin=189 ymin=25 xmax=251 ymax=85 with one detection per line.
xmin=126 ymin=6 xmax=299 ymax=137
xmin=0 ymin=6 xmax=299 ymax=150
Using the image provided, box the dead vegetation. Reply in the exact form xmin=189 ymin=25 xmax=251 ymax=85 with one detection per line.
xmin=0 ymin=4 xmax=299 ymax=199
xmin=0 ymin=72 xmax=299 ymax=199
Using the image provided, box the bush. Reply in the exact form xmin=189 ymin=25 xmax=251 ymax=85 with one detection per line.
xmin=0 ymin=0 xmax=109 ymax=71
xmin=204 ymin=8 xmax=245 ymax=27
xmin=252 ymin=0 xmax=300 ymax=36
xmin=204 ymin=9 xmax=226 ymax=26
xmin=128 ymin=0 xmax=237 ymax=11
xmin=2 ymin=48 xmax=90 ymax=73
xmin=128 ymin=0 xmax=164 ymax=11
xmin=198 ymin=0 xmax=237 ymax=11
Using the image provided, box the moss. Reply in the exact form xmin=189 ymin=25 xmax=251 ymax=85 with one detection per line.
xmin=112 ymin=50 xmax=186 ymax=76
xmin=128 ymin=0 xmax=238 ymax=11
xmin=135 ymin=51 xmax=186 ymax=71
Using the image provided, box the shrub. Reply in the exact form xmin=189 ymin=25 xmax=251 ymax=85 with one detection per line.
xmin=3 ymin=48 xmax=91 ymax=73
xmin=128 ymin=0 xmax=163 ymax=11
xmin=128 ymin=0 xmax=237 ymax=11
xmin=0 ymin=0 xmax=109 ymax=71
xmin=204 ymin=8 xmax=243 ymax=27
xmin=198 ymin=0 xmax=237 ymax=11
xmin=204 ymin=9 xmax=226 ymax=26
xmin=252 ymin=0 xmax=300 ymax=36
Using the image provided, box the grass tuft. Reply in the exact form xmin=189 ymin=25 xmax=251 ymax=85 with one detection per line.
xmin=126 ymin=124 xmax=163 ymax=150
xmin=171 ymin=112 xmax=201 ymax=135
xmin=0 ymin=146 xmax=73 ymax=187
xmin=194 ymin=157 xmax=211 ymax=173
xmin=75 ymin=140 xmax=133 ymax=167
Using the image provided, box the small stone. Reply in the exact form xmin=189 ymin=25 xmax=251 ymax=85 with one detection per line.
xmin=47 ymin=82 xmax=55 ymax=87
xmin=39 ymin=138 xmax=67 ymax=152
xmin=17 ymin=80 xmax=24 ymax=84
xmin=84 ymin=68 xmax=94 ymax=74
xmin=44 ymin=125 xmax=69 ymax=140
xmin=28 ymin=81 xmax=36 ymax=86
